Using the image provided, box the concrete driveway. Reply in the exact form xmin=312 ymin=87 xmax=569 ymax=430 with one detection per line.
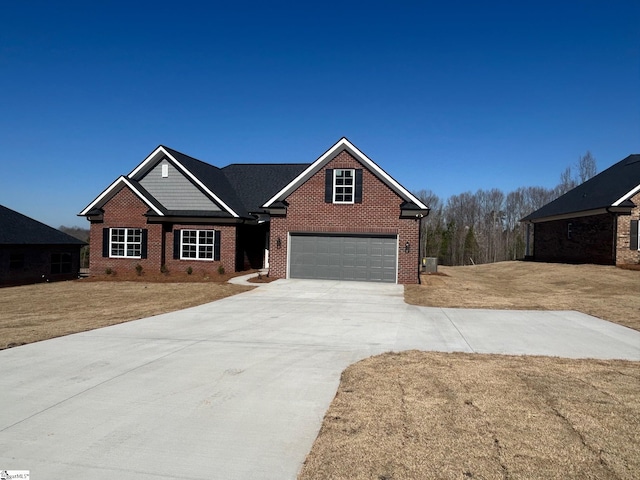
xmin=1 ymin=279 xmax=638 ymax=479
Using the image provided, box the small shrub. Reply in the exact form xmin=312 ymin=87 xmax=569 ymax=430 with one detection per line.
xmin=135 ymin=264 xmax=143 ymax=276
xmin=217 ymin=265 xmax=225 ymax=275
xmin=160 ymin=264 xmax=169 ymax=274
xmin=186 ymin=266 xmax=193 ymax=275
xmin=105 ymin=267 xmax=113 ymax=275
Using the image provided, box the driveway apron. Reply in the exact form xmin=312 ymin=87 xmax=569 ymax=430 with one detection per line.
xmin=1 ymin=279 xmax=638 ymax=479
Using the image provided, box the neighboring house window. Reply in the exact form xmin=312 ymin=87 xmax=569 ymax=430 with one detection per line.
xmin=51 ymin=253 xmax=72 ymax=274
xmin=334 ymin=169 xmax=355 ymax=203
xmin=173 ymin=229 xmax=221 ymax=261
xmin=631 ymin=220 xmax=639 ymax=250
xmin=324 ymin=168 xmax=363 ymax=204
xmin=9 ymin=253 xmax=24 ymax=270
xmin=567 ymin=222 xmax=573 ymax=240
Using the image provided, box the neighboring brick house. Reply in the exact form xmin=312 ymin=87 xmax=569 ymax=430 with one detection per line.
xmin=0 ymin=204 xmax=86 ymax=286
xmin=522 ymin=154 xmax=640 ymax=266
xmin=80 ymin=138 xmax=430 ymax=284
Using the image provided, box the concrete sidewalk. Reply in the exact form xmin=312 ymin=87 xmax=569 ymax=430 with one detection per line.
xmin=0 ymin=279 xmax=638 ymax=479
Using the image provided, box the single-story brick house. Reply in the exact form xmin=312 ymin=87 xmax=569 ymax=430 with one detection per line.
xmin=0 ymin=204 xmax=86 ymax=286
xmin=80 ymin=138 xmax=430 ymax=284
xmin=522 ymin=154 xmax=640 ymax=265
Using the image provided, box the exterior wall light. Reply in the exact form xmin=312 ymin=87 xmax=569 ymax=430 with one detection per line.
xmin=404 ymin=241 xmax=410 ymax=253
xmin=276 ymin=237 xmax=282 ymax=249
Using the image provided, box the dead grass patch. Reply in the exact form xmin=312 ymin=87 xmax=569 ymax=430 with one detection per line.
xmin=0 ymin=280 xmax=252 ymax=349
xmin=299 ymin=351 xmax=640 ymax=480
xmin=405 ymin=262 xmax=640 ymax=331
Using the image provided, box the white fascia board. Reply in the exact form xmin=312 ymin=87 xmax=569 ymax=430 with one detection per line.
xmin=263 ymin=137 xmax=429 ymax=210
xmin=340 ymin=138 xmax=429 ymax=210
xmin=79 ymin=176 xmax=164 ymax=216
xmin=612 ymin=183 xmax=640 ymax=206
xmin=160 ymin=151 xmax=240 ymax=218
xmin=128 ymin=145 xmax=168 ymax=178
xmin=262 ymin=141 xmax=344 ymax=207
xmin=129 ymin=146 xmax=239 ymax=218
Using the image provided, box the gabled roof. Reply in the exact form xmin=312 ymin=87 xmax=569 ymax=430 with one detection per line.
xmin=0 ymin=204 xmax=86 ymax=245
xmin=79 ymin=176 xmax=167 ymax=217
xmin=262 ymin=137 xmax=430 ymax=210
xmin=522 ymin=154 xmax=640 ymax=222
xmin=80 ymin=146 xmax=310 ymax=219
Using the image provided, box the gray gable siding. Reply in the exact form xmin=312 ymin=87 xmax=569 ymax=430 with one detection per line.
xmin=139 ymin=160 xmax=220 ymax=211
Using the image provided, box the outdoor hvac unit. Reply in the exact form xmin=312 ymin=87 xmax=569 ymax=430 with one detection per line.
xmin=422 ymin=257 xmax=438 ymax=273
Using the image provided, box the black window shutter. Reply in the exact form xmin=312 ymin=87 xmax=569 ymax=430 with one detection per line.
xmin=141 ymin=229 xmax=148 ymax=259
xmin=325 ymin=169 xmax=333 ymax=203
xmin=355 ymin=169 xmax=363 ymax=203
xmin=214 ymin=230 xmax=221 ymax=261
xmin=102 ymin=228 xmax=110 ymax=257
xmin=173 ymin=230 xmax=181 ymax=259
xmin=631 ymin=220 xmax=639 ymax=250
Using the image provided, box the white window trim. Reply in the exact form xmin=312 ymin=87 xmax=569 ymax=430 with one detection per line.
xmin=333 ymin=168 xmax=355 ymax=204
xmin=180 ymin=229 xmax=215 ymax=261
xmin=110 ymin=228 xmax=142 ymax=259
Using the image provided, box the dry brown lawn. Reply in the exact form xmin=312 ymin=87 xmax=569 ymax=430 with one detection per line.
xmin=406 ymin=261 xmax=640 ymax=331
xmin=0 ymin=280 xmax=252 ymax=349
xmin=299 ymin=351 xmax=640 ymax=480
xmin=300 ymin=262 xmax=640 ymax=480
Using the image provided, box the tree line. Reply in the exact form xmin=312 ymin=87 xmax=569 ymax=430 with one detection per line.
xmin=416 ymin=152 xmax=597 ymax=266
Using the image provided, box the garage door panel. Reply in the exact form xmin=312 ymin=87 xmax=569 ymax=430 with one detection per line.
xmin=289 ymin=235 xmax=397 ymax=283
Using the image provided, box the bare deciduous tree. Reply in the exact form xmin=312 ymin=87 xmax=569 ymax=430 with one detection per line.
xmin=413 ymin=153 xmax=595 ymax=266
xmin=577 ymin=151 xmax=597 ymax=183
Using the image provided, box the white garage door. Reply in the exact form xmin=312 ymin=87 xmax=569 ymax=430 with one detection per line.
xmin=289 ymin=234 xmax=397 ymax=283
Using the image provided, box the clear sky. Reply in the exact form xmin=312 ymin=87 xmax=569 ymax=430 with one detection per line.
xmin=1 ymin=1 xmax=638 ymax=228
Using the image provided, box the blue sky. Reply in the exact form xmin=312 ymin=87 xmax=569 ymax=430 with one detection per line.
xmin=1 ymin=1 xmax=638 ymax=228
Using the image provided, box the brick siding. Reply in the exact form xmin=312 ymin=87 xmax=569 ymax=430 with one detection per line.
xmin=89 ymin=187 xmax=236 ymax=277
xmin=616 ymin=191 xmax=640 ymax=265
xmin=532 ymin=213 xmax=615 ymax=264
xmin=269 ymin=151 xmax=421 ymax=284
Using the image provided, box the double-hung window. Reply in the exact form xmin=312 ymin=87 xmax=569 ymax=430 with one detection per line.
xmin=110 ymin=228 xmax=142 ymax=258
xmin=333 ymin=169 xmax=355 ymax=203
xmin=51 ymin=253 xmax=72 ymax=274
xmin=181 ymin=230 xmax=215 ymax=260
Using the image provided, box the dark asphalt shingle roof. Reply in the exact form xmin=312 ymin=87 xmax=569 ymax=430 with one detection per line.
xmin=162 ymin=146 xmax=250 ymax=217
xmin=163 ymin=147 xmax=308 ymax=217
xmin=522 ymin=154 xmax=640 ymax=221
xmin=0 ymin=205 xmax=86 ymax=245
xmin=222 ymin=163 xmax=309 ymax=213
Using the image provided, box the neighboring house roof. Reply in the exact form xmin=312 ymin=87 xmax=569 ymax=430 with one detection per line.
xmin=262 ymin=137 xmax=430 ymax=212
xmin=522 ymin=154 xmax=640 ymax=222
xmin=0 ymin=204 xmax=86 ymax=245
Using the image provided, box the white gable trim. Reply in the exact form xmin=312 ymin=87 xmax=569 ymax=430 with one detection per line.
xmin=263 ymin=138 xmax=429 ymax=209
xmin=129 ymin=146 xmax=239 ymax=218
xmin=79 ymin=176 xmax=164 ymax=216
xmin=612 ymin=183 xmax=640 ymax=206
